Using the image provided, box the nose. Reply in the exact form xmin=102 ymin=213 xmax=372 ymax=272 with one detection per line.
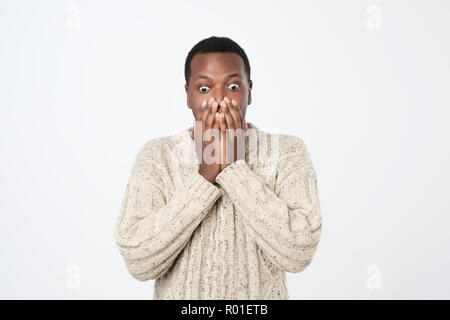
xmin=215 ymin=86 xmax=227 ymax=104
xmin=214 ymin=95 xmax=223 ymax=104
xmin=214 ymin=93 xmax=225 ymax=111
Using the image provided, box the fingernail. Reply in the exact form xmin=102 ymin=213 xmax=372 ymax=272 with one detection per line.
xmin=224 ymin=96 xmax=230 ymax=103
xmin=202 ymin=101 xmax=207 ymax=108
xmin=231 ymin=99 xmax=237 ymax=107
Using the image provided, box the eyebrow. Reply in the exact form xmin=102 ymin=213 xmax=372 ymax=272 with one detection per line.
xmin=196 ymin=73 xmax=242 ymax=80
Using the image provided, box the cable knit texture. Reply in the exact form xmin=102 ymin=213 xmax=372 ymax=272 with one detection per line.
xmin=114 ymin=122 xmax=322 ymax=299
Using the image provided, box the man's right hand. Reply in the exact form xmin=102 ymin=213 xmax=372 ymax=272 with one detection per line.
xmin=197 ymin=97 xmax=223 ymax=183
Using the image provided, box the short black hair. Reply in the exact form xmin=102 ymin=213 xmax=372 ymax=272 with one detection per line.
xmin=184 ymin=36 xmax=251 ymax=85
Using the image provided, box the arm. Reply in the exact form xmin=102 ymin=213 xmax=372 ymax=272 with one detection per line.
xmin=114 ymin=141 xmax=222 ymax=281
xmin=214 ymin=136 xmax=322 ymax=273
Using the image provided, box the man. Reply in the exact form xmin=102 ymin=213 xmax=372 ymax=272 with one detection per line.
xmin=114 ymin=36 xmax=322 ymax=299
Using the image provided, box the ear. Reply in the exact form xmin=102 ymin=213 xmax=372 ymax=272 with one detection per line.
xmin=247 ymin=80 xmax=253 ymax=105
xmin=185 ymin=83 xmax=191 ymax=109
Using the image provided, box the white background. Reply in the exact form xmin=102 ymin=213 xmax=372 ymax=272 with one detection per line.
xmin=1 ymin=0 xmax=449 ymax=299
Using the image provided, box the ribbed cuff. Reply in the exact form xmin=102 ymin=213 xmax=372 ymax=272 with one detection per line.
xmin=185 ymin=170 xmax=223 ymax=204
xmin=215 ymin=159 xmax=256 ymax=192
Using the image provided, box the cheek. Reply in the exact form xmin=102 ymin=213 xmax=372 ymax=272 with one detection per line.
xmin=189 ymin=95 xmax=201 ymax=111
xmin=192 ymin=104 xmax=204 ymax=120
xmin=190 ymin=94 xmax=205 ymax=108
xmin=237 ymin=92 xmax=248 ymax=105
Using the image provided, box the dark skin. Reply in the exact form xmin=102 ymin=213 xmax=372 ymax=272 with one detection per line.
xmin=185 ymin=52 xmax=253 ymax=183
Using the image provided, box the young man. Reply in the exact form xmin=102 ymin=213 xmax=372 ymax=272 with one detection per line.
xmin=114 ymin=36 xmax=322 ymax=300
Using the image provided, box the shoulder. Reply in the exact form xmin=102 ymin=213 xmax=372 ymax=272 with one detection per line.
xmin=271 ymin=134 xmax=314 ymax=172
xmin=134 ymin=130 xmax=186 ymax=164
xmin=263 ymin=132 xmax=318 ymax=189
xmin=276 ymin=134 xmax=310 ymax=160
xmin=250 ymin=126 xmax=314 ymax=177
xmin=256 ymin=126 xmax=308 ymax=160
xmin=131 ymin=130 xmax=188 ymax=177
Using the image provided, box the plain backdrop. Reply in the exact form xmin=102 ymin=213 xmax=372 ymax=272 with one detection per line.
xmin=1 ymin=0 xmax=449 ymax=299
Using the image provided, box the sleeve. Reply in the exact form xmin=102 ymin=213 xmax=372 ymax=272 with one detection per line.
xmin=114 ymin=141 xmax=222 ymax=281
xmin=214 ymin=137 xmax=322 ymax=273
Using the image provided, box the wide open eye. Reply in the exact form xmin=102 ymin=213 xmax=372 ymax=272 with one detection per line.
xmin=228 ymin=83 xmax=240 ymax=91
xmin=198 ymin=85 xmax=210 ymax=93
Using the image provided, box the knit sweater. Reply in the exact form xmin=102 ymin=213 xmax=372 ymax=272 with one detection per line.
xmin=114 ymin=122 xmax=322 ymax=299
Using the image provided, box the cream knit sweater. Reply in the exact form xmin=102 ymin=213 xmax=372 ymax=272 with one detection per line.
xmin=114 ymin=122 xmax=322 ymax=299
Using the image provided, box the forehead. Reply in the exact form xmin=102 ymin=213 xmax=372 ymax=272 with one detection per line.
xmin=190 ymin=52 xmax=245 ymax=80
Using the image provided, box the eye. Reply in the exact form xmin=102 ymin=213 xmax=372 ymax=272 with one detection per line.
xmin=198 ymin=85 xmax=210 ymax=93
xmin=228 ymin=83 xmax=240 ymax=91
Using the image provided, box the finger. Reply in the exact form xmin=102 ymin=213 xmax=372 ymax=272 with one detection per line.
xmin=224 ymin=96 xmax=241 ymax=131
xmin=206 ymin=99 xmax=219 ymax=131
xmin=218 ymin=112 xmax=226 ymax=140
xmin=213 ymin=111 xmax=220 ymax=134
xmin=225 ymin=98 xmax=242 ymax=157
xmin=231 ymin=99 xmax=247 ymax=133
xmin=219 ymin=98 xmax=235 ymax=131
xmin=204 ymin=97 xmax=215 ymax=126
xmin=231 ymin=99 xmax=244 ymax=122
xmin=201 ymin=98 xmax=213 ymax=139
xmin=207 ymin=99 xmax=218 ymax=128
xmin=218 ymin=113 xmax=227 ymax=168
xmin=232 ymin=100 xmax=248 ymax=148
xmin=211 ymin=113 xmax=221 ymax=162
xmin=220 ymin=98 xmax=237 ymax=161
xmin=200 ymin=99 xmax=210 ymax=124
xmin=230 ymin=98 xmax=245 ymax=129
xmin=231 ymin=99 xmax=247 ymax=134
xmin=230 ymin=99 xmax=247 ymax=160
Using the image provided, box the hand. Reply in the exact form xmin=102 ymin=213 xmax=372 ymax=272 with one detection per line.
xmin=217 ymin=96 xmax=249 ymax=171
xmin=197 ymin=97 xmax=222 ymax=183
